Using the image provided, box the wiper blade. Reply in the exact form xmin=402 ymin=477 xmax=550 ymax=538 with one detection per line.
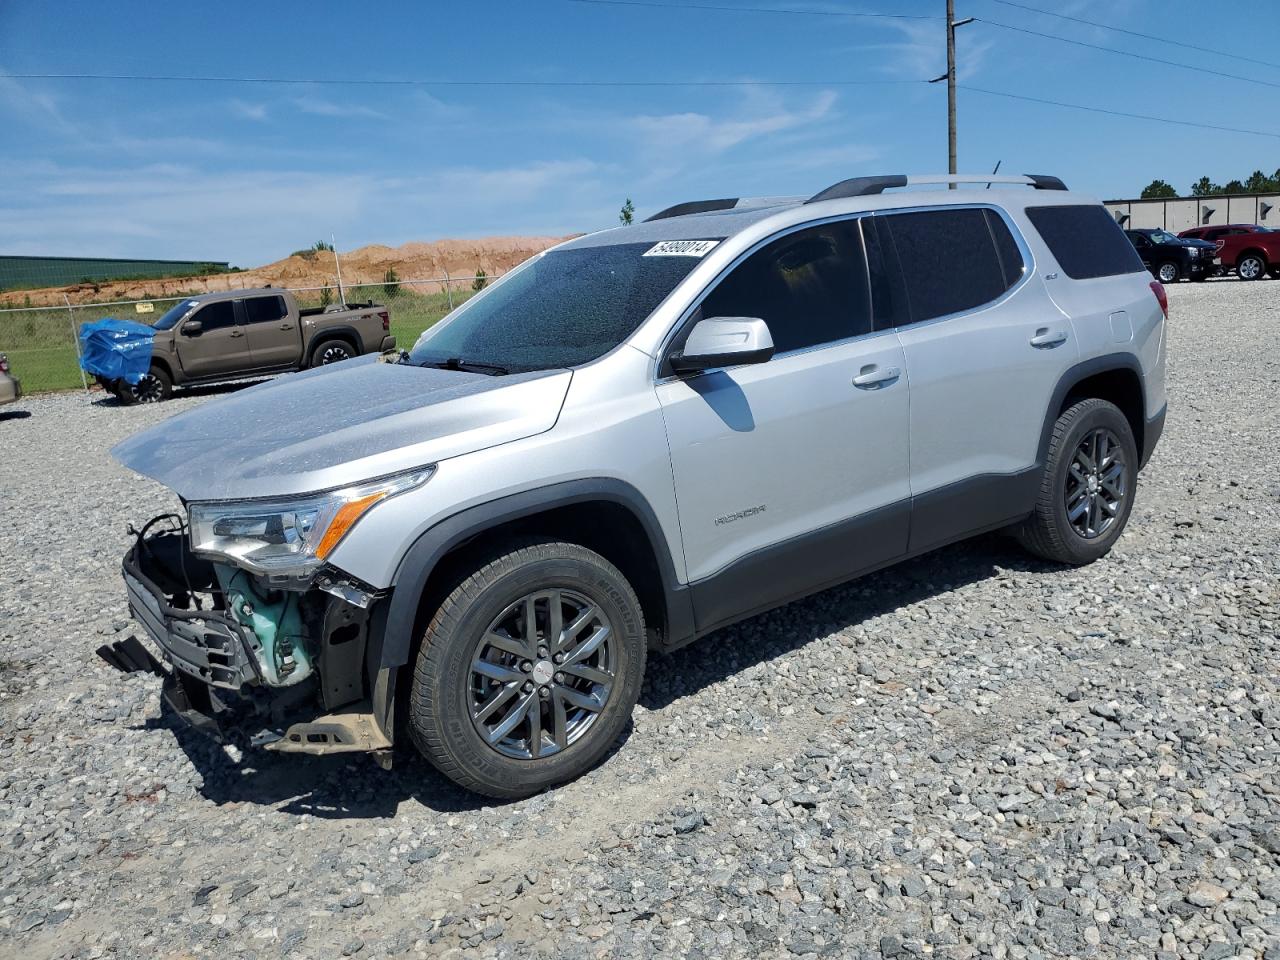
xmin=417 ymin=357 xmax=510 ymax=376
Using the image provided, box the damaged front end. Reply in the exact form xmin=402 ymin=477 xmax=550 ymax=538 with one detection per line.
xmin=118 ymin=514 xmax=395 ymax=764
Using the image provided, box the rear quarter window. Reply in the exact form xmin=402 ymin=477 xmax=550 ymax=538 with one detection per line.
xmin=1026 ymin=204 xmax=1146 ymax=280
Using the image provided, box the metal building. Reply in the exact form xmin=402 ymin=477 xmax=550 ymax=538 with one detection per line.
xmin=1105 ymin=193 xmax=1280 ymax=233
xmin=0 ymin=256 xmax=231 ymax=291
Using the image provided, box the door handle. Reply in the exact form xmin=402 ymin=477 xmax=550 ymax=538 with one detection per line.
xmin=853 ymin=365 xmax=901 ymax=389
xmin=1030 ymin=329 xmax=1067 ymax=348
xmin=229 ymin=330 xmax=245 ymax=339
xmin=279 ymin=323 xmax=294 ymax=330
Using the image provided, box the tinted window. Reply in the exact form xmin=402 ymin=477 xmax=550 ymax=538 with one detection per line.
xmin=153 ymin=298 xmax=201 ymax=331
xmin=1026 ymin=204 xmax=1146 ymax=280
xmin=410 ymin=241 xmax=713 ymax=372
xmin=699 ymin=220 xmax=871 ymax=353
xmin=883 ymin=208 xmax=1008 ymax=323
xmin=986 ymin=209 xmax=1026 ymax=287
xmin=243 ymin=295 xmax=287 ymax=324
xmin=863 ymin=217 xmax=908 ymax=331
xmin=192 ymin=300 xmax=235 ymax=332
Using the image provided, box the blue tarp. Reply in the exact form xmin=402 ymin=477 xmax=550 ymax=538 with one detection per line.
xmin=79 ymin=318 xmax=156 ymax=384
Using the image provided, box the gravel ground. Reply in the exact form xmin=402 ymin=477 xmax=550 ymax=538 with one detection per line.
xmin=1 ymin=279 xmax=1278 ymax=960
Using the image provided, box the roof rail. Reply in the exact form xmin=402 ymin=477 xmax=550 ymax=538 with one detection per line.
xmin=805 ymin=173 xmax=1067 ymax=204
xmin=645 ymin=198 xmax=739 ymax=222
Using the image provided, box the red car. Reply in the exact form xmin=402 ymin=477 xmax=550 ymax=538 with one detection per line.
xmin=1178 ymin=223 xmax=1280 ymax=281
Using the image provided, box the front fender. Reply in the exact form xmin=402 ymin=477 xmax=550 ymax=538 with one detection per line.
xmin=377 ymin=478 xmax=694 ymax=671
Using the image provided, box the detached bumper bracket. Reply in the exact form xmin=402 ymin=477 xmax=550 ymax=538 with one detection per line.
xmin=264 ymin=710 xmax=393 ymax=756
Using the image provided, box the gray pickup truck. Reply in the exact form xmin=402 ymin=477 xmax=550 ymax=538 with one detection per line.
xmin=105 ymin=288 xmax=396 ymax=403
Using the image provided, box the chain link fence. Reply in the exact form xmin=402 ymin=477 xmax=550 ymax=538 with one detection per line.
xmin=0 ymin=275 xmax=490 ymax=393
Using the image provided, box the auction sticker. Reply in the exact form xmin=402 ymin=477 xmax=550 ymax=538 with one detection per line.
xmin=643 ymin=239 xmax=720 ymax=258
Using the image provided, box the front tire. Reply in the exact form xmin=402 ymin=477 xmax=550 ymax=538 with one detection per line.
xmin=1156 ymin=261 xmax=1180 ymax=283
xmin=115 ymin=365 xmax=172 ymax=404
xmin=1016 ymin=398 xmax=1138 ymax=566
xmin=408 ymin=540 xmax=647 ymax=799
xmin=1237 ymin=254 xmax=1266 ymax=281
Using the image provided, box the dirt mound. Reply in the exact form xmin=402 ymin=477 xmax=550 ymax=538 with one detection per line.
xmin=3 ymin=236 xmax=576 ymax=307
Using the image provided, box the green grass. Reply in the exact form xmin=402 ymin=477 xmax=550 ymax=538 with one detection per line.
xmin=0 ymin=286 xmax=478 ymax=393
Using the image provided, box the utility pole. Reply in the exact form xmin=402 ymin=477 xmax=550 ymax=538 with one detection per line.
xmin=930 ymin=2 xmax=974 ymax=187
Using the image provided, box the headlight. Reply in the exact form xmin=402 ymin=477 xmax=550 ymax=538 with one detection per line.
xmin=188 ymin=467 xmax=434 ymax=575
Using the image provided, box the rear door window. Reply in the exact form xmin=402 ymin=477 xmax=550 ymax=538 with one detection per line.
xmin=243 ymin=295 xmax=287 ymax=324
xmin=881 ymin=207 xmax=1011 ymax=324
xmin=699 ymin=219 xmax=872 ymax=353
xmin=1026 ymin=204 xmax=1146 ymax=280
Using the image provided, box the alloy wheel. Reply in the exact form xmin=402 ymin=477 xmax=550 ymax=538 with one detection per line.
xmin=1238 ymin=256 xmax=1263 ymax=280
xmin=320 ymin=344 xmax=353 ymax=364
xmin=130 ymin=374 xmax=164 ymax=403
xmin=1157 ymin=263 xmax=1178 ymax=283
xmin=468 ymin=589 xmax=615 ymax=760
xmin=1065 ymin=427 xmax=1128 ymax=540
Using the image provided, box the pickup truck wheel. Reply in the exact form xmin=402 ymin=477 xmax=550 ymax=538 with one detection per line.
xmin=1236 ymin=254 xmax=1266 ymax=280
xmin=117 ymin=366 xmax=172 ymax=404
xmin=1016 ymin=398 xmax=1138 ymax=566
xmin=310 ymin=339 xmax=354 ymax=366
xmin=1156 ymin=261 xmax=1179 ymax=283
xmin=408 ymin=539 xmax=646 ymax=799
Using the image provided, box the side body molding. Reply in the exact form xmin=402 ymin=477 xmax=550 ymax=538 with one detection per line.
xmin=379 ymin=478 xmax=695 ymax=670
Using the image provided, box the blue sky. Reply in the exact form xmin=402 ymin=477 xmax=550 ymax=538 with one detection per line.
xmin=1 ymin=0 xmax=1277 ymax=266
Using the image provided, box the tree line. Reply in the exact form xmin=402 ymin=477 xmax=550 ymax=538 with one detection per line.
xmin=1140 ymin=169 xmax=1280 ymax=199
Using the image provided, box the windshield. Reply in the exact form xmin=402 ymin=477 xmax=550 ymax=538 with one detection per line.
xmin=408 ymin=241 xmax=718 ymax=372
xmin=152 ymin=299 xmax=200 ymax=331
xmin=1149 ymin=230 xmax=1183 ymax=245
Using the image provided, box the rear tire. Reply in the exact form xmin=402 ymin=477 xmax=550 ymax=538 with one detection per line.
xmin=1237 ymin=254 xmax=1266 ymax=281
xmin=309 ymin=338 xmax=355 ymax=367
xmin=408 ymin=539 xmax=647 ymax=799
xmin=1016 ymin=399 xmax=1138 ymax=566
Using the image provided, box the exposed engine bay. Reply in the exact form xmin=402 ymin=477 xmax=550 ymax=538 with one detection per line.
xmin=113 ymin=514 xmax=395 ymax=761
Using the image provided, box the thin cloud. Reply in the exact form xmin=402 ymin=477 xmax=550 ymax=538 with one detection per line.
xmin=0 ymin=73 xmax=77 ymax=135
xmin=290 ymin=96 xmax=388 ymax=120
xmin=229 ymin=99 xmax=270 ymax=122
xmin=865 ymin=20 xmax=994 ymax=81
xmin=0 ymin=158 xmax=607 ymax=263
xmin=630 ymin=89 xmax=839 ymax=155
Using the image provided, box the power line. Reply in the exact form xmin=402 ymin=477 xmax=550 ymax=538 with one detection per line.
xmin=984 ymin=0 xmax=1280 ymax=71
xmin=0 ymin=72 xmax=924 ymax=88
xmin=566 ymin=0 xmax=940 ymax=19
xmin=977 ymin=17 xmax=1280 ymax=91
xmin=959 ymin=85 xmax=1280 ymax=140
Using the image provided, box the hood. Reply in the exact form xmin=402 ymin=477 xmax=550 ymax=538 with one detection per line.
xmin=1182 ymin=238 xmax=1216 ymax=249
xmin=112 ymin=356 xmax=572 ymax=501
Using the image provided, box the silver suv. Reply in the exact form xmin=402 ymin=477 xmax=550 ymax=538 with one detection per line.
xmin=112 ymin=174 xmax=1167 ymax=798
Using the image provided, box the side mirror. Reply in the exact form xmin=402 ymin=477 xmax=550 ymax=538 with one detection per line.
xmin=182 ymin=319 xmax=203 ymax=337
xmin=669 ymin=316 xmax=774 ymax=373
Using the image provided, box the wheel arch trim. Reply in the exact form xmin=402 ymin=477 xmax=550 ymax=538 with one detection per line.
xmin=377 ymin=478 xmax=693 ymax=671
xmin=1039 ymin=353 xmax=1149 ymax=467
xmin=308 ymin=326 xmax=362 ymax=360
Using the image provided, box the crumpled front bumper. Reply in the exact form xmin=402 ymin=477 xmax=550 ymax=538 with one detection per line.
xmin=123 ymin=543 xmax=261 ymax=690
xmin=120 ymin=523 xmax=394 ymax=759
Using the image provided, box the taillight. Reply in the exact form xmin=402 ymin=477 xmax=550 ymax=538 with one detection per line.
xmin=378 ymin=310 xmax=390 ymax=332
xmin=1149 ymin=281 xmax=1168 ymax=320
